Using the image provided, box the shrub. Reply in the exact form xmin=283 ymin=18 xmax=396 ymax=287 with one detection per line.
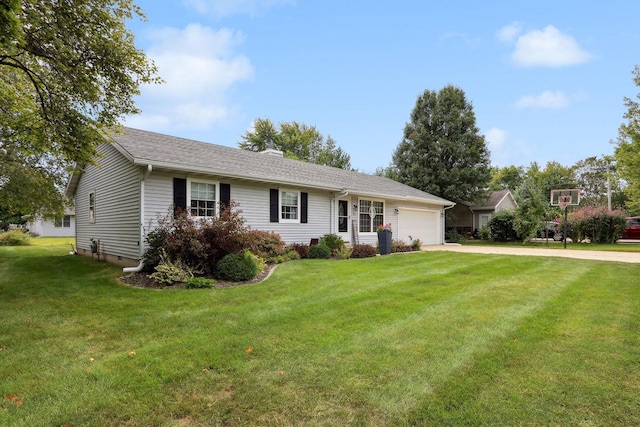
xmin=478 ymin=225 xmax=490 ymax=240
xmin=216 ymin=250 xmax=264 ymax=282
xmin=185 ymin=277 xmax=216 ymax=289
xmin=309 ymin=243 xmax=332 ymax=259
xmin=565 ymin=206 xmax=628 ymax=244
xmin=319 ymin=233 xmax=345 ymax=253
xmin=488 ymin=210 xmax=518 ymax=242
xmin=246 ymin=229 xmax=286 ymax=262
xmin=411 ymin=238 xmax=422 ymax=251
xmin=350 ymin=244 xmax=377 ymax=258
xmin=288 ymin=243 xmax=309 ymax=259
xmin=445 ymin=229 xmax=464 ymax=243
xmin=391 ymin=239 xmax=413 ymax=253
xmin=149 ymin=251 xmax=194 ymax=286
xmin=0 ymin=229 xmax=31 ymax=246
xmin=143 ymin=202 xmax=252 ymax=275
xmin=285 ymin=249 xmax=301 ymax=260
xmin=334 ymin=246 xmax=353 ymax=260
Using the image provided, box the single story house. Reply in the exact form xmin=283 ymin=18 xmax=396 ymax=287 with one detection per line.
xmin=26 ymin=209 xmax=76 ymax=237
xmin=447 ymin=189 xmax=518 ymax=236
xmin=66 ymin=128 xmax=455 ymax=267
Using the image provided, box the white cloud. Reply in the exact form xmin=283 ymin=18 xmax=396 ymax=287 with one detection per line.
xmin=485 ymin=127 xmax=507 ymax=150
xmin=515 ymin=90 xmax=570 ymax=109
xmin=131 ymin=24 xmax=254 ymax=132
xmin=183 ymin=0 xmax=295 ymax=18
xmin=496 ymin=22 xmax=523 ymax=43
xmin=500 ymin=24 xmax=591 ymax=67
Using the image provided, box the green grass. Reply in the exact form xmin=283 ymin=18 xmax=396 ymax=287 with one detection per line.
xmin=463 ymin=239 xmax=640 ymax=252
xmin=1 ymin=243 xmax=639 ymax=426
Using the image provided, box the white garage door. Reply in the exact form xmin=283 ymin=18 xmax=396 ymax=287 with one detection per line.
xmin=398 ymin=208 xmax=440 ymax=245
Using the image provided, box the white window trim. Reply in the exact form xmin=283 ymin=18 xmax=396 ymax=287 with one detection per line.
xmin=279 ymin=189 xmax=300 ymax=224
xmin=187 ymin=178 xmax=219 ymax=219
xmin=358 ymin=198 xmax=385 ymax=233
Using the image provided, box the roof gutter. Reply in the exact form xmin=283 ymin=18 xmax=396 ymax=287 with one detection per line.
xmin=123 ymin=164 xmax=153 ymax=273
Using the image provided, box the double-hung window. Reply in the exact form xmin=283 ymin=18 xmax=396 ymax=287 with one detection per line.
xmin=55 ymin=215 xmax=71 ymax=228
xmin=280 ymin=190 xmax=299 ymax=222
xmin=189 ymin=180 xmax=217 ymax=218
xmin=359 ymin=199 xmax=384 ymax=233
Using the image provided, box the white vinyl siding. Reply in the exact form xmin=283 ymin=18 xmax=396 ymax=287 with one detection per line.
xmin=75 ymin=144 xmax=141 ymax=260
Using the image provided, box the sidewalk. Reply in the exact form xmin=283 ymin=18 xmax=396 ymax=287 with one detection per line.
xmin=422 ymin=244 xmax=640 ymax=264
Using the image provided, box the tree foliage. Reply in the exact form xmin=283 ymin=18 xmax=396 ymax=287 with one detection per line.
xmin=615 ymin=66 xmax=640 ymax=215
xmin=390 ymin=85 xmax=491 ymax=203
xmin=0 ymin=0 xmax=160 ymax=218
xmin=239 ymin=118 xmax=352 ymax=169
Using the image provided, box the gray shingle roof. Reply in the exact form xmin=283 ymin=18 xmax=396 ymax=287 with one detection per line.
xmin=110 ymin=127 xmax=453 ymax=205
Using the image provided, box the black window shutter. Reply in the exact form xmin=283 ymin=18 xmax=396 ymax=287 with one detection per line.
xmin=270 ymin=189 xmax=279 ymax=223
xmin=173 ymin=178 xmax=187 ymax=214
xmin=220 ymin=183 xmax=231 ymax=214
xmin=301 ymin=192 xmax=308 ymax=224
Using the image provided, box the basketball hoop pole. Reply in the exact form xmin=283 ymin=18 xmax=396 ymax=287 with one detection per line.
xmin=562 ymin=204 xmax=568 ymax=249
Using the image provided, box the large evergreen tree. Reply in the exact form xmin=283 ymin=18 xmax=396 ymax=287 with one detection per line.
xmin=390 ymin=85 xmax=491 ymax=203
xmin=239 ymin=118 xmax=351 ymax=169
xmin=0 ymin=0 xmax=160 ymax=218
xmin=615 ymin=65 xmax=640 ymax=215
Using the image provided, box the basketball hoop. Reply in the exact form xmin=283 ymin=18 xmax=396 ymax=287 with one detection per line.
xmin=558 ymin=195 xmax=572 ymax=209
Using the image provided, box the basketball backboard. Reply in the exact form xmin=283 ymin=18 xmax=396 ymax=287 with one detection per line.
xmin=550 ymin=189 xmax=581 ymax=207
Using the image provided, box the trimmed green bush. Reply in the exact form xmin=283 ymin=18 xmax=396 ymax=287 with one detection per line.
xmin=309 ymin=243 xmax=331 ymax=259
xmin=0 ymin=229 xmax=31 ymax=246
xmin=216 ymin=250 xmax=264 ymax=282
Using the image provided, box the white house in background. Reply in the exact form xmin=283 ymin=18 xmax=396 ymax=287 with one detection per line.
xmin=66 ymin=128 xmax=455 ymax=267
xmin=26 ymin=209 xmax=75 ymax=237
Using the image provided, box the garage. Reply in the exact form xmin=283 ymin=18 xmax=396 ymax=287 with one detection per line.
xmin=398 ymin=208 xmax=441 ymax=245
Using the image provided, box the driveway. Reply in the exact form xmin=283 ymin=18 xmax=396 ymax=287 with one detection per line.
xmin=422 ymin=244 xmax=640 ymax=264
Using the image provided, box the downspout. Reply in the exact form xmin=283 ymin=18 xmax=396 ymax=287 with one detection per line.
xmin=442 ymin=203 xmax=456 ymax=244
xmin=123 ymin=164 xmax=152 ymax=273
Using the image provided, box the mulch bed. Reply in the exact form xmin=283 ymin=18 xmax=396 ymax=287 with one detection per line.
xmin=119 ymin=264 xmax=277 ymax=290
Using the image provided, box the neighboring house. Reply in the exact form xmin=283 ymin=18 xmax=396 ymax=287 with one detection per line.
xmin=26 ymin=209 xmax=76 ymax=237
xmin=66 ymin=128 xmax=454 ymax=267
xmin=447 ymin=189 xmax=518 ymax=236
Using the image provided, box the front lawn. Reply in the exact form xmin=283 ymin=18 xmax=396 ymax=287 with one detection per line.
xmin=1 ymin=243 xmax=639 ymax=425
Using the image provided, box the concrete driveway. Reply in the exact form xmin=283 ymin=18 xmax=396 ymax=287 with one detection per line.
xmin=422 ymin=244 xmax=640 ymax=264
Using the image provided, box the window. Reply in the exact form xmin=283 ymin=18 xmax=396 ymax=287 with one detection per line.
xmin=55 ymin=215 xmax=71 ymax=228
xmin=280 ymin=190 xmax=299 ymax=221
xmin=189 ymin=180 xmax=217 ymax=218
xmin=359 ymin=199 xmax=384 ymax=233
xmin=338 ymin=200 xmax=348 ymax=233
xmin=89 ymin=192 xmax=95 ymax=223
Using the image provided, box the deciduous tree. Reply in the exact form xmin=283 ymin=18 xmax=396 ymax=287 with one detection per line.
xmin=615 ymin=65 xmax=640 ymax=215
xmin=239 ymin=118 xmax=351 ymax=169
xmin=0 ymin=0 xmax=160 ymax=218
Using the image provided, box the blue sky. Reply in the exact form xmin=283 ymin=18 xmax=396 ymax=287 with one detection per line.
xmin=124 ymin=0 xmax=640 ymax=173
